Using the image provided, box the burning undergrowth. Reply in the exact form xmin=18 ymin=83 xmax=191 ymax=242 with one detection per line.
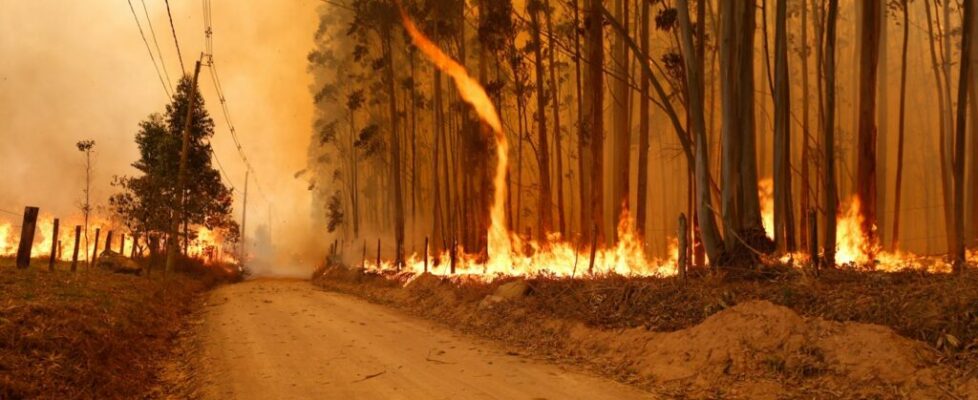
xmin=314 ymin=263 xmax=978 ymax=398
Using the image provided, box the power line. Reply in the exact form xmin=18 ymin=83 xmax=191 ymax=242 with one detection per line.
xmin=164 ymin=0 xmax=186 ymax=73
xmin=139 ymin=0 xmax=174 ymax=92
xmin=127 ymin=0 xmax=172 ymax=98
xmin=200 ymin=0 xmax=269 ymax=204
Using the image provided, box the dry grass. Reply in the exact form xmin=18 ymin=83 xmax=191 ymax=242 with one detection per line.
xmin=0 ymin=257 xmax=220 ymax=400
xmin=314 ymin=265 xmax=978 ymax=367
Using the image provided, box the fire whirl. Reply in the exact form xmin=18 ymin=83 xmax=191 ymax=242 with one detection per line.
xmin=375 ymin=11 xmax=967 ymax=281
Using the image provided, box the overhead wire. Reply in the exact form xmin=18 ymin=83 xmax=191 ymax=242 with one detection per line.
xmin=139 ymin=0 xmax=174 ymax=90
xmin=201 ymin=0 xmax=269 ymax=203
xmin=127 ymin=0 xmax=172 ymax=98
xmin=164 ymin=0 xmax=187 ymax=72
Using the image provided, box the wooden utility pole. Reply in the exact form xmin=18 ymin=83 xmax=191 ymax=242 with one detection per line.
xmin=71 ymin=225 xmax=81 ymax=272
xmin=48 ymin=218 xmax=60 ymax=271
xmin=15 ymin=207 xmax=39 ymax=269
xmin=240 ymin=170 xmax=249 ymax=270
xmin=165 ymin=59 xmax=203 ymax=278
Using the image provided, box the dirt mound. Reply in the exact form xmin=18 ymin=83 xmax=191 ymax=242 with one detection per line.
xmin=569 ymin=300 xmax=955 ymax=398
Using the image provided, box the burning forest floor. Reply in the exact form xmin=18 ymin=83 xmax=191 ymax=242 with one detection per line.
xmin=0 ymin=257 xmax=231 ymax=399
xmin=314 ymin=263 xmax=978 ymax=399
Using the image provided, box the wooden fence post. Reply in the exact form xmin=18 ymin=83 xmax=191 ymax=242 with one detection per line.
xmin=678 ymin=214 xmax=688 ymax=282
xmin=71 ymin=225 xmax=81 ymax=272
xmin=588 ymin=224 xmax=598 ymax=275
xmin=48 ymin=218 xmax=60 ymax=271
xmin=104 ymin=231 xmax=113 ymax=253
xmin=91 ymin=228 xmax=101 ymax=268
xmin=361 ymin=241 xmax=366 ymax=269
xmin=423 ymin=236 xmax=429 ymax=274
xmin=15 ymin=207 xmax=39 ymax=269
xmin=808 ymin=210 xmax=819 ymax=276
xmin=450 ymin=237 xmax=457 ymax=275
xmin=376 ymin=238 xmax=381 ymax=268
xmin=119 ymin=233 xmax=125 ymax=254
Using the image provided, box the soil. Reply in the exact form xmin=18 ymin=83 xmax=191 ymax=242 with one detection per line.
xmin=314 ymin=265 xmax=978 ymax=399
xmin=188 ymin=279 xmax=653 ymax=399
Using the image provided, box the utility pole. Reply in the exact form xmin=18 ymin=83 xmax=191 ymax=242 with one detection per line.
xmin=165 ymin=59 xmax=203 ymax=278
xmin=240 ymin=171 xmax=249 ymax=270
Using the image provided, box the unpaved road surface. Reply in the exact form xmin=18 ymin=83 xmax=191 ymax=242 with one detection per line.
xmin=196 ymin=279 xmax=653 ymax=399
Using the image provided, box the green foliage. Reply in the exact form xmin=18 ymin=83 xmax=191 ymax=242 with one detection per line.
xmin=110 ymin=76 xmax=237 ymax=245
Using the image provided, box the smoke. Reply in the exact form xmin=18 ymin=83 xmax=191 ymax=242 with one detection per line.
xmin=0 ymin=1 xmax=323 ymax=276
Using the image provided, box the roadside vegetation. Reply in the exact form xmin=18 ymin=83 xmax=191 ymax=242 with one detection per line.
xmin=314 ymin=263 xmax=978 ymax=398
xmin=0 ymin=257 xmax=232 ymax=399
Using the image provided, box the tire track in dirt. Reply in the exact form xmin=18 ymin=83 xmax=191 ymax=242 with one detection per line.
xmin=195 ymin=279 xmax=655 ymax=399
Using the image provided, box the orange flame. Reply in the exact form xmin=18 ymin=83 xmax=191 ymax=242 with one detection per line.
xmin=0 ymin=214 xmax=235 ymax=265
xmin=379 ymin=11 xmax=965 ymax=280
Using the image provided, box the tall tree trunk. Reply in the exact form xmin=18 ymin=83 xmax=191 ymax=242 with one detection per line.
xmin=773 ymin=0 xmax=795 ymax=252
xmin=823 ymin=0 xmax=840 ymax=266
xmin=587 ymin=0 xmax=605 ymax=245
xmin=923 ymin=0 xmax=955 ymax=252
xmin=892 ymin=0 xmax=909 ymax=250
xmin=970 ymin=11 xmax=978 ymax=250
xmin=384 ymin=30 xmax=405 ymax=266
xmin=800 ymin=0 xmax=812 ymax=251
xmin=953 ymin=0 xmax=973 ymax=272
xmin=575 ymin=0 xmax=590 ymax=241
xmin=543 ymin=0 xmax=566 ymax=237
xmin=611 ymin=0 xmax=630 ymax=241
xmin=677 ymin=0 xmax=725 ymax=265
xmin=876 ymin=0 xmax=888 ymax=246
xmin=719 ymin=0 xmax=764 ymax=255
xmin=530 ymin=0 xmax=554 ymax=241
xmin=432 ymin=69 xmax=444 ymax=253
xmin=636 ymin=0 xmax=651 ymax=239
xmin=856 ymin=0 xmax=881 ymax=250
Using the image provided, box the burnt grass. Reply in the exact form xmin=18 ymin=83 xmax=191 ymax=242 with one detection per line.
xmin=314 ymin=264 xmax=978 ymax=368
xmin=0 ymin=257 xmax=224 ymax=400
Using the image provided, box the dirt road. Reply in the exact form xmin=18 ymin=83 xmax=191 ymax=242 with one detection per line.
xmin=195 ymin=279 xmax=653 ymax=399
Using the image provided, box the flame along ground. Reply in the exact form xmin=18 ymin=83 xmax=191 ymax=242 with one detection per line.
xmin=359 ymin=10 xmax=976 ymax=279
xmin=0 ymin=215 xmax=237 ymax=265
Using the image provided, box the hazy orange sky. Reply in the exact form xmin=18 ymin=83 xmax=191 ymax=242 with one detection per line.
xmin=0 ymin=1 xmax=323 ymax=268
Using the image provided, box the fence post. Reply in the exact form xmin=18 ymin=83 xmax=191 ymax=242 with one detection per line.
xmin=48 ymin=218 xmax=60 ymax=271
xmin=423 ymin=236 xmax=429 ymax=274
xmin=587 ymin=224 xmax=598 ymax=275
xmin=678 ymin=214 xmax=688 ymax=282
xmin=91 ymin=228 xmax=101 ymax=268
xmin=450 ymin=237 xmax=457 ymax=275
xmin=808 ymin=210 xmax=819 ymax=276
xmin=119 ymin=233 xmax=125 ymax=254
xmin=104 ymin=231 xmax=113 ymax=253
xmin=376 ymin=238 xmax=381 ymax=268
xmin=15 ymin=207 xmax=39 ymax=269
xmin=71 ymin=226 xmax=81 ymax=272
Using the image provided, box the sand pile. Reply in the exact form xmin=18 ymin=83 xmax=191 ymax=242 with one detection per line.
xmin=569 ymin=300 xmax=972 ymax=399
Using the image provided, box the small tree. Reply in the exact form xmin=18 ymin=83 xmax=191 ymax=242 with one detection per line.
xmin=110 ymin=77 xmax=236 ymax=260
xmin=76 ymin=140 xmax=95 ymax=266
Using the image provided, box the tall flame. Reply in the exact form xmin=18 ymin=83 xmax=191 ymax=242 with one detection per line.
xmin=398 ymin=6 xmax=513 ymax=270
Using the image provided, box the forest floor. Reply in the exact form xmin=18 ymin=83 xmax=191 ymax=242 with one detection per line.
xmin=313 ymin=264 xmax=978 ymax=399
xmin=0 ymin=257 xmax=222 ymax=399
